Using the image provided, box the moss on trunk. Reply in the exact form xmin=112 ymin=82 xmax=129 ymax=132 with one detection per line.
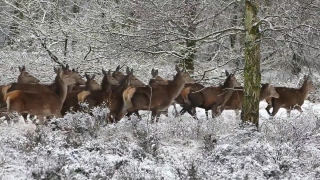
xmin=241 ymin=0 xmax=261 ymax=128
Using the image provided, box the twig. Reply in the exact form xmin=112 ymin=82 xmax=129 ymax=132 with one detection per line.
xmin=196 ymin=59 xmax=235 ymax=82
xmin=83 ymin=45 xmax=92 ymax=61
xmin=40 ymin=39 xmax=63 ymax=66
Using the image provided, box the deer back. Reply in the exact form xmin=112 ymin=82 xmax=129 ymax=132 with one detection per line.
xmin=222 ymin=84 xmax=279 ymax=110
xmin=4 ymin=68 xmax=76 ymax=118
xmin=121 ymin=65 xmax=186 ymax=113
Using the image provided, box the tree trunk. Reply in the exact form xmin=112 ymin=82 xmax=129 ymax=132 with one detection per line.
xmin=8 ymin=1 xmax=23 ymax=45
xmin=241 ymin=0 xmax=261 ymax=128
xmin=182 ymin=0 xmax=197 ymax=73
xmin=230 ymin=2 xmax=238 ymax=48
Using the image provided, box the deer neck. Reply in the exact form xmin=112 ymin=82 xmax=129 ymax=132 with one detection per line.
xmin=166 ymin=77 xmax=185 ymax=100
xmin=54 ymin=77 xmax=68 ymax=103
xmin=299 ymin=82 xmax=311 ymax=100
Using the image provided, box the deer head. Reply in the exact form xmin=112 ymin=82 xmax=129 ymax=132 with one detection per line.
xmin=17 ymin=66 xmax=40 ymax=83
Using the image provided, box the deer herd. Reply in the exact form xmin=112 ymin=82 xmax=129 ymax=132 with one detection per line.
xmin=0 ymin=64 xmax=315 ymax=126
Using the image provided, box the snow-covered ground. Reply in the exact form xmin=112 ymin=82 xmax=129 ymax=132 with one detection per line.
xmin=0 ymin=51 xmax=319 ymax=179
xmin=0 ymin=101 xmax=319 ymax=179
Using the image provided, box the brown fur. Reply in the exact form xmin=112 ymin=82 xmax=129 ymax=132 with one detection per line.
xmin=266 ymin=76 xmax=314 ymax=117
xmin=180 ymin=86 xmax=192 ymax=105
xmin=4 ymin=68 xmax=76 ymax=125
xmin=118 ymin=65 xmax=186 ymax=122
xmin=212 ymin=83 xmax=280 ymax=117
xmin=178 ymin=73 xmax=241 ymax=119
xmin=17 ymin=66 xmax=40 ymax=84
xmin=78 ymin=91 xmax=91 ymax=103
xmin=147 ymin=68 xmax=196 ymax=118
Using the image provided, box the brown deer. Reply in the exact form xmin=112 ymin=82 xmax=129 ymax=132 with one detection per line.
xmin=177 ymin=71 xmax=240 ymax=119
xmin=212 ymin=83 xmax=280 ymax=117
xmin=265 ymin=75 xmax=314 ymax=117
xmin=59 ymin=64 xmax=86 ymax=91
xmin=17 ymin=66 xmax=40 ymax=84
xmin=118 ymin=65 xmax=186 ymax=122
xmin=148 ymin=68 xmax=196 ymax=117
xmin=77 ymin=69 xmax=120 ymax=109
xmin=0 ymin=66 xmax=39 ymax=120
xmin=77 ymin=69 xmax=140 ymax=122
xmin=178 ymin=72 xmax=241 ymax=119
xmin=61 ymin=73 xmax=102 ymax=115
xmin=113 ymin=65 xmax=145 ymax=87
xmin=0 ymin=67 xmax=40 ymax=109
xmin=4 ymin=67 xmax=76 ymax=125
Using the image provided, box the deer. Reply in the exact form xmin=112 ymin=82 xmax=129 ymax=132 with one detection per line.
xmin=4 ymin=67 xmax=76 ymax=125
xmin=0 ymin=66 xmax=40 ymax=108
xmin=77 ymin=69 xmax=120 ymax=110
xmin=17 ymin=66 xmax=40 ymax=84
xmin=265 ymin=75 xmax=314 ymax=117
xmin=58 ymin=64 xmax=86 ymax=91
xmin=77 ymin=69 xmax=141 ymax=123
xmin=112 ymin=65 xmax=145 ymax=87
xmin=178 ymin=71 xmax=241 ymax=119
xmin=61 ymin=73 xmax=101 ymax=115
xmin=148 ymin=68 xmax=196 ymax=118
xmin=117 ymin=65 xmax=186 ymax=122
xmin=1 ymin=66 xmax=85 ymax=122
xmin=211 ymin=83 xmax=280 ymax=117
xmin=3 ymin=64 xmax=85 ymax=96
xmin=177 ymin=72 xmax=241 ymax=120
xmin=0 ymin=66 xmax=40 ymax=120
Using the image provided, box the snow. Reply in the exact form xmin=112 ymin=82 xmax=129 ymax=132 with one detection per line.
xmin=0 ymin=100 xmax=319 ymax=179
xmin=0 ymin=51 xmax=319 ymax=179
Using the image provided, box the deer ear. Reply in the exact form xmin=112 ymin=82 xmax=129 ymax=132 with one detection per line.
xmin=91 ymin=74 xmax=96 ymax=80
xmin=225 ymin=70 xmax=230 ymax=77
xmin=102 ymin=69 xmax=107 ymax=76
xmin=54 ymin=67 xmax=58 ymax=74
xmin=175 ymin=65 xmax=180 ymax=72
xmin=108 ymin=69 xmax=112 ymax=75
xmin=21 ymin=65 xmax=26 ymax=72
xmin=126 ymin=67 xmax=131 ymax=74
xmin=18 ymin=66 xmax=22 ymax=72
xmin=154 ymin=70 xmax=158 ymax=77
xmin=116 ymin=65 xmax=120 ymax=71
xmin=130 ymin=68 xmax=133 ymax=74
xmin=66 ymin=64 xmax=69 ymax=70
xmin=85 ymin=73 xmax=90 ymax=80
xmin=151 ymin=69 xmax=154 ymax=76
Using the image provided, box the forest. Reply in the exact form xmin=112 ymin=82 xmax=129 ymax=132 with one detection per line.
xmin=0 ymin=0 xmax=319 ymax=179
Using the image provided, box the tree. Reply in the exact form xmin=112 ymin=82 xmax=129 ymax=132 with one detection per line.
xmin=241 ymin=0 xmax=261 ymax=128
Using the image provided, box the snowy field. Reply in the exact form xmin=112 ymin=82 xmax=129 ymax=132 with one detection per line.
xmin=0 ymin=51 xmax=319 ymax=179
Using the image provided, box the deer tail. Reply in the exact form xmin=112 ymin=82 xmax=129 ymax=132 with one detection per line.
xmin=181 ymin=87 xmax=191 ymax=105
xmin=122 ymin=87 xmax=136 ymax=110
xmin=77 ymin=91 xmax=91 ymax=103
xmin=2 ymin=84 xmax=12 ymax=96
xmin=4 ymin=90 xmax=22 ymax=110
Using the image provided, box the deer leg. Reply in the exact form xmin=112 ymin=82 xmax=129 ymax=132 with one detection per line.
xmin=172 ymin=102 xmax=179 ymax=118
xmin=271 ymin=106 xmax=280 ymax=117
xmin=35 ymin=115 xmax=46 ymax=125
xmin=286 ymin=109 xmax=291 ymax=117
xmin=151 ymin=110 xmax=160 ymax=123
xmin=117 ymin=107 xmax=128 ymax=122
xmin=294 ymin=105 xmax=303 ymax=113
xmin=265 ymin=105 xmax=272 ymax=115
xmin=134 ymin=111 xmax=141 ymax=119
xmin=126 ymin=112 xmax=133 ymax=120
xmin=106 ymin=113 xmax=113 ymax=124
xmin=211 ymin=104 xmax=219 ymax=118
xmin=22 ymin=113 xmax=28 ymax=123
xmin=205 ymin=110 xmax=209 ymax=120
